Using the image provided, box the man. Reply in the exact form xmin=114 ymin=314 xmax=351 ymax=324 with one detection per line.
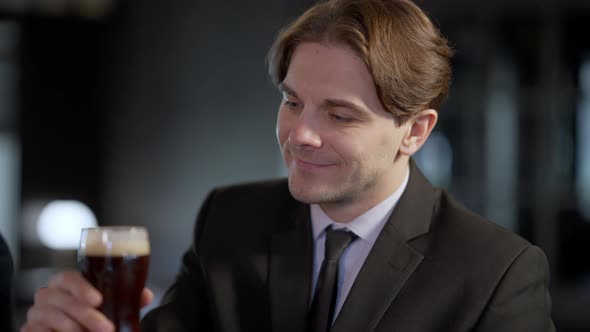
xmin=21 ymin=0 xmax=554 ymax=331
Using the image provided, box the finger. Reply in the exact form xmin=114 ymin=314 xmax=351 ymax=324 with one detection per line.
xmin=26 ymin=305 xmax=85 ymax=332
xmin=140 ymin=288 xmax=154 ymax=308
xmin=34 ymin=288 xmax=114 ymax=332
xmin=20 ymin=322 xmax=51 ymax=332
xmin=47 ymin=270 xmax=102 ymax=306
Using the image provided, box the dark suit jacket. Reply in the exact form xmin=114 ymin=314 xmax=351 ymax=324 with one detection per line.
xmin=142 ymin=162 xmax=554 ymax=331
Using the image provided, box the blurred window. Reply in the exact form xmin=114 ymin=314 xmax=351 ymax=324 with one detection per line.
xmin=414 ymin=131 xmax=453 ymax=188
xmin=577 ymin=57 xmax=590 ymax=221
xmin=0 ymin=21 xmax=19 ymax=263
xmin=484 ymin=58 xmax=518 ymax=230
xmin=0 ymin=134 xmax=18 ymax=259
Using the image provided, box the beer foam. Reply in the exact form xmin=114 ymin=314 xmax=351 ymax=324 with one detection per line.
xmin=81 ymin=227 xmax=150 ymax=256
xmin=83 ymin=241 xmax=150 ymax=256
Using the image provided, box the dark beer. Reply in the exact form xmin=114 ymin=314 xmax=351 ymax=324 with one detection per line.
xmin=78 ymin=227 xmax=150 ymax=332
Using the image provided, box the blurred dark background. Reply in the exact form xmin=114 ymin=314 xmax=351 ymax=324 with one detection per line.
xmin=0 ymin=0 xmax=589 ymax=330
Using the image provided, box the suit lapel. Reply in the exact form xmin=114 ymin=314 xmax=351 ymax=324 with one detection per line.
xmin=331 ymin=226 xmax=422 ymax=332
xmin=331 ymin=160 xmax=437 ymax=332
xmin=269 ymin=203 xmax=313 ymax=332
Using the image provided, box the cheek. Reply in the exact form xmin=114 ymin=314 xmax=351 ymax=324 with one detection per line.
xmin=349 ymin=131 xmax=398 ymax=164
xmin=327 ymin=132 xmax=363 ymax=163
xmin=376 ymin=130 xmax=404 ymax=163
xmin=378 ymin=131 xmax=396 ymax=151
xmin=374 ymin=120 xmax=402 ymax=150
xmin=276 ymin=109 xmax=290 ymax=145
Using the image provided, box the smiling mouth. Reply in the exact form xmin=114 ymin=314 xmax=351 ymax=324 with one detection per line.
xmin=291 ymin=157 xmax=334 ymax=170
xmin=284 ymin=145 xmax=335 ymax=170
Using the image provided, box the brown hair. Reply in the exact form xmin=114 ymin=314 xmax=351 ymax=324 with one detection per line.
xmin=268 ymin=0 xmax=453 ymax=124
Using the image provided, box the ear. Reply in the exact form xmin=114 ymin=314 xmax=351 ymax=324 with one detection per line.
xmin=399 ymin=109 xmax=438 ymax=156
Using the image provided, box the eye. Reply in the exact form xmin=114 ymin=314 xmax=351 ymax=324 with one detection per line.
xmin=329 ymin=113 xmax=352 ymax=122
xmin=283 ymin=99 xmax=301 ymax=109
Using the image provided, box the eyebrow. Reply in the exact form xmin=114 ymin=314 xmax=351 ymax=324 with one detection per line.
xmin=278 ymin=82 xmax=299 ymax=99
xmin=323 ymin=99 xmax=370 ymax=118
xmin=279 ymin=82 xmax=371 ymax=118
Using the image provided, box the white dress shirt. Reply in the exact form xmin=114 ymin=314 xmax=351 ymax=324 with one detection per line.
xmin=310 ymin=168 xmax=410 ymax=323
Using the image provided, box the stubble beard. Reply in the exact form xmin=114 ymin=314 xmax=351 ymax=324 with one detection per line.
xmin=287 ymin=166 xmax=381 ymax=206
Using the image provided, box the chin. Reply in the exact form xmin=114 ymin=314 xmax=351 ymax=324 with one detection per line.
xmin=287 ymin=181 xmax=315 ymax=203
xmin=287 ymin=177 xmax=319 ymax=203
xmin=287 ymin=177 xmax=342 ymax=204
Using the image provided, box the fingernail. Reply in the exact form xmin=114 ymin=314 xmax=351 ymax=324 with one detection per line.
xmin=89 ymin=291 xmax=102 ymax=305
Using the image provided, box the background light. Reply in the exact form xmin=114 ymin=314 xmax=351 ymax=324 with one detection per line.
xmin=36 ymin=200 xmax=98 ymax=250
xmin=414 ymin=131 xmax=453 ymax=187
xmin=578 ymin=58 xmax=590 ymax=221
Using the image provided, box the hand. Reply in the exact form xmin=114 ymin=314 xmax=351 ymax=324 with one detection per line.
xmin=20 ymin=270 xmax=154 ymax=332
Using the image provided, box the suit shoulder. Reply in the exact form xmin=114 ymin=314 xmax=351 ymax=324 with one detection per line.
xmin=420 ymin=189 xmax=546 ymax=299
xmin=197 ymin=178 xmax=295 ymax=235
xmin=431 ymin=188 xmax=532 ymax=260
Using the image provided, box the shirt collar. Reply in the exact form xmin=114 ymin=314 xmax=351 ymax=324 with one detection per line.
xmin=311 ymin=167 xmax=410 ymax=242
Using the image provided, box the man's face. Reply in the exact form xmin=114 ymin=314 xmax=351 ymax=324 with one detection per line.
xmin=276 ymin=42 xmax=411 ymax=214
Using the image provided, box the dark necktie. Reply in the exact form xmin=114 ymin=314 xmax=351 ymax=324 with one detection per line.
xmin=309 ymin=228 xmax=357 ymax=332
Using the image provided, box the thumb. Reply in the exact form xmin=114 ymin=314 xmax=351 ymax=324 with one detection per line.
xmin=140 ymin=288 xmax=154 ymax=308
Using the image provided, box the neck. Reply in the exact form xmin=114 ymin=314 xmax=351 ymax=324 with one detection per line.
xmin=320 ymin=159 xmax=410 ymax=223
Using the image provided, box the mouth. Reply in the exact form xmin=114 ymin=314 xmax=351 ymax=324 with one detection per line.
xmin=283 ymin=144 xmax=335 ymax=171
xmin=290 ymin=157 xmax=334 ymax=171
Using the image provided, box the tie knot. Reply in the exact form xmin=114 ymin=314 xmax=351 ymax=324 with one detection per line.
xmin=324 ymin=228 xmax=357 ymax=261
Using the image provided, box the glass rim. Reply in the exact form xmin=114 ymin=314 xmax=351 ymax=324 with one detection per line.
xmin=81 ymin=226 xmax=148 ymax=232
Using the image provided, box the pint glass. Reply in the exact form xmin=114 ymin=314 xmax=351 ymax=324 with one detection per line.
xmin=78 ymin=226 xmax=150 ymax=332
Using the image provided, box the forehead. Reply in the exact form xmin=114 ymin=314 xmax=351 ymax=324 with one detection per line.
xmin=283 ymin=42 xmax=380 ymax=105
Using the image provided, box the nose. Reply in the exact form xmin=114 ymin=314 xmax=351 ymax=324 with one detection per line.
xmin=288 ymin=111 xmax=322 ymax=149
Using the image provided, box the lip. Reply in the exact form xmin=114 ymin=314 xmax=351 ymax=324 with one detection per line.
xmin=292 ymin=157 xmax=333 ymax=171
